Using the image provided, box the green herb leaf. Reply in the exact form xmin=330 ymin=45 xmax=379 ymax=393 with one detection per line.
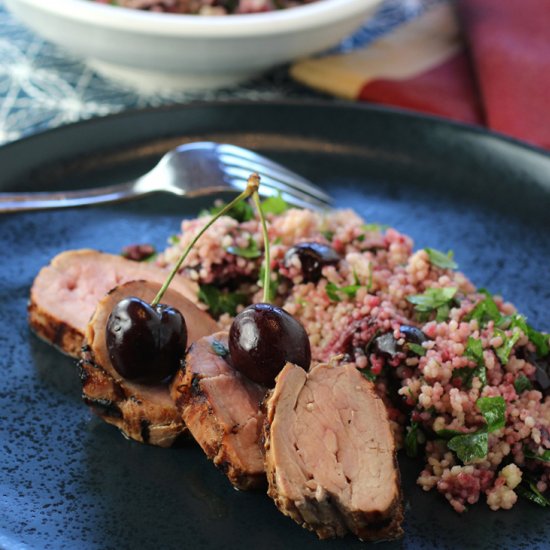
xmin=366 ymin=263 xmax=374 ymax=292
xmin=452 ymin=364 xmax=487 ymax=389
xmin=514 ymin=374 xmax=533 ymax=394
xmin=325 ymin=279 xmax=362 ymax=302
xmin=407 ymin=343 xmax=427 ymax=356
xmin=226 ymin=238 xmax=261 ymax=259
xmin=407 ymin=287 xmax=458 ymax=313
xmin=456 ymin=337 xmax=487 ymax=387
xmin=358 ymin=366 xmax=377 ymax=382
xmin=494 ymin=328 xmax=522 ymax=365
xmin=465 ymin=292 xmax=502 ymax=325
xmin=202 ymin=200 xmax=254 ymax=223
xmin=168 ymin=234 xmax=180 ymax=245
xmin=524 ymin=447 xmax=550 ymax=463
xmin=465 ymin=337 xmax=484 ymax=363
xmin=321 ymin=230 xmax=334 ymax=241
xmin=447 ymin=396 xmax=505 ymax=463
xmin=211 ymin=340 xmax=229 ymax=357
xmin=361 ymin=223 xmax=389 ymax=233
xmin=261 ymin=192 xmax=290 ymax=215
xmin=405 ymin=421 xmax=420 ymax=458
xmin=506 ymin=314 xmax=549 ymax=357
xmin=425 ymin=248 xmax=458 ymax=270
xmin=198 ymin=285 xmax=246 ymax=317
xmin=477 ymin=396 xmax=506 ymax=432
xmin=448 ymin=431 xmax=489 ymax=463
xmin=517 ymin=480 xmax=550 ymax=507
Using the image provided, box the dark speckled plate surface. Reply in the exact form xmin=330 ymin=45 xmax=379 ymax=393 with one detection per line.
xmin=1 ymin=101 xmax=549 ymax=550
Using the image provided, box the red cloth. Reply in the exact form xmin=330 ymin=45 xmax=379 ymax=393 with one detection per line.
xmin=359 ymin=52 xmax=484 ymax=125
xmin=459 ymin=0 xmax=550 ymax=149
xmin=357 ymin=0 xmax=550 ymax=150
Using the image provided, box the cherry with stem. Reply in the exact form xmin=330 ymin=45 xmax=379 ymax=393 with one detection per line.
xmin=229 ymin=180 xmax=311 ymax=387
xmin=106 ymin=176 xmax=262 ymax=385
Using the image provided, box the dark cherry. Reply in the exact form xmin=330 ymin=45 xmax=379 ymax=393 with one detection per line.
xmin=106 ymin=296 xmax=187 ymax=384
xmin=229 ymin=303 xmax=311 ymax=387
xmin=284 ymin=242 xmax=341 ymax=283
xmin=399 ymin=325 xmax=428 ymax=344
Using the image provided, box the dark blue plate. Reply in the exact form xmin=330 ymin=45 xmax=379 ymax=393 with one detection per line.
xmin=1 ymin=101 xmax=549 ymax=550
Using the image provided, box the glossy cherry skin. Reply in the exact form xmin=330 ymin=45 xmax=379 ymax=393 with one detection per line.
xmin=229 ymin=303 xmax=311 ymax=387
xmin=106 ymin=296 xmax=187 ymax=385
xmin=284 ymin=242 xmax=340 ymax=283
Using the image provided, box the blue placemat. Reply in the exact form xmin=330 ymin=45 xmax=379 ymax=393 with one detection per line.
xmin=0 ymin=0 xmax=438 ymax=145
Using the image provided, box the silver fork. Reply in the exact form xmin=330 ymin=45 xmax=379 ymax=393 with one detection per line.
xmin=0 ymin=142 xmax=332 ymax=213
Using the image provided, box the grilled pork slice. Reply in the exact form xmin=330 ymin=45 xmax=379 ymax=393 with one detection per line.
xmin=29 ymin=249 xmax=199 ymax=358
xmin=263 ymin=362 xmax=404 ymax=541
xmin=170 ymin=332 xmax=267 ymax=489
xmin=81 ymin=280 xmax=219 ymax=447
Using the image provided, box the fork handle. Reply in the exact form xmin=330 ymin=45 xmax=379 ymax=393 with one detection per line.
xmin=0 ymin=180 xmax=146 ymax=213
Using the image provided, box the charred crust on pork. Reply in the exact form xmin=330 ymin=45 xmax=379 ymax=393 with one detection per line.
xmin=170 ymin=332 xmax=267 ymax=490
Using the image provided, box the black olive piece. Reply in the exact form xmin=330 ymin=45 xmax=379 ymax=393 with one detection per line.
xmin=229 ymin=303 xmax=311 ymax=387
xmin=374 ymin=333 xmax=399 ymax=358
xmin=106 ymin=296 xmax=187 ymax=385
xmin=534 ymin=360 xmax=550 ymax=395
xmin=284 ymin=242 xmax=341 ymax=283
xmin=399 ymin=325 xmax=429 ymax=344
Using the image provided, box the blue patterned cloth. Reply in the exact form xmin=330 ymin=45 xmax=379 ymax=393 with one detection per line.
xmin=0 ymin=0 xmax=436 ymax=145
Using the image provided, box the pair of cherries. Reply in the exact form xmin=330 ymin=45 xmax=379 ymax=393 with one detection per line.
xmin=106 ymin=178 xmax=334 ymax=387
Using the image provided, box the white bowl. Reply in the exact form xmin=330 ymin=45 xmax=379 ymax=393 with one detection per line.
xmin=5 ymin=0 xmax=383 ymax=93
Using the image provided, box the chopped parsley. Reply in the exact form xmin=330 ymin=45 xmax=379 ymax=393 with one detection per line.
xmin=261 ymin=192 xmax=290 ymax=215
xmin=407 ymin=287 xmax=458 ymax=322
xmin=476 ymin=396 xmax=506 ymax=432
xmin=452 ymin=337 xmax=487 ymax=388
xmin=358 ymin=366 xmax=377 ymax=382
xmin=201 ymin=200 xmax=254 ymax=223
xmin=464 ymin=290 xmax=502 ymax=325
xmin=425 ymin=248 xmax=458 ymax=270
xmin=168 ymin=234 xmax=180 ymax=245
xmin=361 ymin=223 xmax=389 ymax=233
xmin=226 ymin=238 xmax=261 ymax=259
xmin=517 ymin=478 xmax=550 ymax=507
xmin=465 ymin=290 xmax=549 ymax=359
xmin=325 ymin=271 xmax=362 ymax=302
xmin=493 ymin=327 xmax=522 ymax=364
xmin=448 ymin=432 xmax=489 ymax=464
xmin=514 ymin=374 xmax=533 ymax=394
xmin=524 ymin=447 xmax=550 ymax=463
xmin=407 ymin=343 xmax=427 ymax=356
xmin=405 ymin=421 xmax=420 ymax=458
xmin=198 ymin=285 xmax=246 ymax=317
xmin=447 ymin=396 xmax=506 ymax=463
xmin=321 ymin=230 xmax=334 ymax=241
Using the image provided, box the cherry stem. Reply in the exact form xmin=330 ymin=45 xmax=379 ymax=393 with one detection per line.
xmin=252 ymin=188 xmax=271 ymax=303
xmin=151 ymin=174 xmax=260 ymax=307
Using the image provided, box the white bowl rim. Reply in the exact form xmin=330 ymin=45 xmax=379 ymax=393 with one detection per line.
xmin=10 ymin=0 xmax=383 ymax=36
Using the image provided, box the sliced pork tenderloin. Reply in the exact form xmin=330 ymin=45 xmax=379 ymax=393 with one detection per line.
xmin=170 ymin=332 xmax=267 ymax=489
xmin=263 ymin=362 xmax=403 ymax=541
xmin=82 ymin=280 xmax=219 ymax=447
xmin=29 ymin=249 xmax=199 ymax=358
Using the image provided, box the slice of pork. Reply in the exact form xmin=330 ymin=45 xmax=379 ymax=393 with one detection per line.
xmin=81 ymin=280 xmax=219 ymax=447
xmin=263 ymin=362 xmax=403 ymax=541
xmin=170 ymin=332 xmax=267 ymax=489
xmin=29 ymin=249 xmax=199 ymax=358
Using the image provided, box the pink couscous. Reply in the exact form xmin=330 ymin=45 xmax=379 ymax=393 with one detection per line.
xmin=156 ymin=202 xmax=550 ymax=513
xmin=95 ymin=0 xmax=317 ymax=15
